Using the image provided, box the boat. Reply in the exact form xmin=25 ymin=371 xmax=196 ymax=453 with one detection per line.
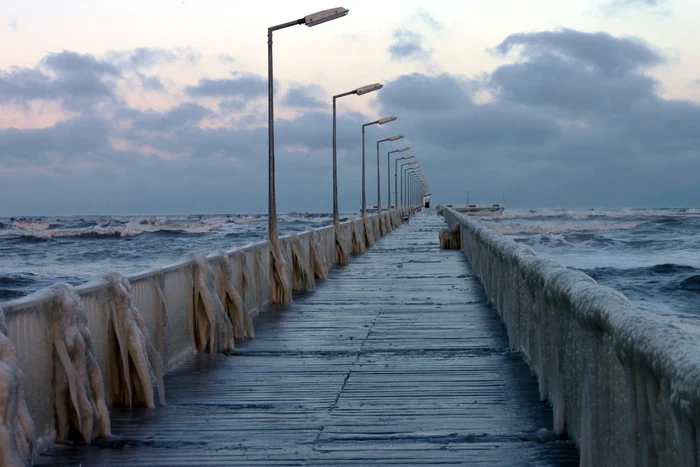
xmin=447 ymin=203 xmax=505 ymax=215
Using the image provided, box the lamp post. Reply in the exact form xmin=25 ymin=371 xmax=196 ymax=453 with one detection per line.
xmin=389 ymin=147 xmax=410 ymax=210
xmin=268 ymin=7 xmax=349 ymax=247
xmin=377 ymin=134 xmax=403 ymax=212
xmin=361 ymin=117 xmax=397 ymax=218
xmin=401 ymin=161 xmax=418 ymax=208
xmin=404 ymin=165 xmax=419 ymax=208
xmin=332 ymin=83 xmax=383 ymax=230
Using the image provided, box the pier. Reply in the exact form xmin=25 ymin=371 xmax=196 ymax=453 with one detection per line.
xmin=3 ymin=207 xmax=700 ymax=466
xmin=35 ymin=210 xmax=578 ymax=465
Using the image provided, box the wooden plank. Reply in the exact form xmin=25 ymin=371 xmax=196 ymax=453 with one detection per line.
xmin=37 ymin=211 xmax=578 ymax=466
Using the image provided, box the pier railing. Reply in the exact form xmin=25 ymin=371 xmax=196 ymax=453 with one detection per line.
xmin=0 ymin=209 xmax=409 ymax=453
xmin=441 ymin=205 xmax=700 ymax=466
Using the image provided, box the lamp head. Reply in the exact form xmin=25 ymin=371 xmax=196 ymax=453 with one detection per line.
xmin=304 ymin=7 xmax=349 ymax=27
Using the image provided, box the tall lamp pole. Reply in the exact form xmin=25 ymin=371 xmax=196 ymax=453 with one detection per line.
xmin=361 ymin=116 xmax=397 ymax=218
xmin=400 ymin=161 xmax=418 ymax=208
xmin=332 ymin=83 xmax=383 ymax=229
xmin=376 ymin=134 xmax=403 ymax=212
xmin=391 ymin=150 xmax=411 ymax=209
xmin=268 ymin=7 xmax=349 ymax=247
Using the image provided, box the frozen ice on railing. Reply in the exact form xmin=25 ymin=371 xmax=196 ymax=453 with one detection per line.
xmin=0 ymin=307 xmax=35 ymax=466
xmin=105 ymin=273 xmax=165 ymax=409
xmin=49 ymin=283 xmax=111 ymax=444
xmin=186 ymin=252 xmax=235 ymax=354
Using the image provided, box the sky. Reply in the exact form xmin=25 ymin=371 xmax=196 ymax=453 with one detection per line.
xmin=1 ymin=0 xmax=700 ymax=215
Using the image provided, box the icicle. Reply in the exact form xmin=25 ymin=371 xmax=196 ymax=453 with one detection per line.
xmin=254 ymin=246 xmax=269 ymax=307
xmin=309 ymin=231 xmax=328 ymax=280
xmin=216 ymin=255 xmax=254 ymax=339
xmin=240 ymin=252 xmax=256 ymax=311
xmin=152 ymin=274 xmax=171 ymax=355
xmin=363 ymin=218 xmax=375 ymax=247
xmin=269 ymin=243 xmax=292 ymax=304
xmin=49 ymin=283 xmax=110 ymax=444
xmin=186 ymin=252 xmax=235 ymax=354
xmin=351 ymin=223 xmax=365 ymax=254
xmin=290 ymin=236 xmax=315 ymax=293
xmin=0 ymin=308 xmax=35 ymax=466
xmin=335 ymin=230 xmax=349 ymax=265
xmin=105 ymin=273 xmax=165 ymax=409
xmin=439 ymin=225 xmax=461 ymax=249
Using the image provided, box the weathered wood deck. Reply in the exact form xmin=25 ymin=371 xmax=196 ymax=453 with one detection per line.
xmin=38 ymin=211 xmax=579 ymax=466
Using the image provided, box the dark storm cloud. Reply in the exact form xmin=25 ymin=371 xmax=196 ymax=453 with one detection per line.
xmin=118 ymin=102 xmax=215 ymax=133
xmin=375 ymin=29 xmax=700 ymax=207
xmin=376 ymin=73 xmax=472 ymax=111
xmin=184 ymin=72 xmax=267 ymax=98
xmin=495 ymin=29 xmax=664 ymax=74
xmin=387 ymin=29 xmax=431 ymax=61
xmin=0 ymin=50 xmax=120 ymax=110
xmin=0 ymin=116 xmax=112 ymax=165
xmin=281 ymin=84 xmax=326 ymax=109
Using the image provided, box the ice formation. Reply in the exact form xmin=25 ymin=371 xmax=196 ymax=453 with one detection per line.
xmin=363 ymin=219 xmax=375 ymax=247
xmin=439 ymin=224 xmax=460 ymax=250
xmin=216 ymin=256 xmax=254 ymax=339
xmin=152 ymin=274 xmax=171 ymax=356
xmin=0 ymin=308 xmax=35 ymax=466
xmin=290 ymin=236 xmax=315 ymax=293
xmin=335 ymin=231 xmax=349 ymax=265
xmin=240 ymin=252 xmax=257 ymax=311
xmin=49 ymin=283 xmax=111 ymax=444
xmin=309 ymin=231 xmax=328 ymax=280
xmin=254 ymin=246 xmax=270 ymax=307
xmin=187 ymin=253 xmax=235 ymax=353
xmin=351 ymin=223 xmax=365 ymax=254
xmin=105 ymin=273 xmax=165 ymax=409
xmin=440 ymin=206 xmax=700 ymax=466
xmin=269 ymin=244 xmax=291 ymax=304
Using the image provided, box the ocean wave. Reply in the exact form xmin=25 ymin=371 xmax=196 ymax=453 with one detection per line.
xmin=485 ymin=220 xmax=643 ymax=235
xmin=680 ymin=275 xmax=700 ymax=292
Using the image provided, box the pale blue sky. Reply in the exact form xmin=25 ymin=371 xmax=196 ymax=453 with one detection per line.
xmin=1 ymin=0 xmax=699 ymax=214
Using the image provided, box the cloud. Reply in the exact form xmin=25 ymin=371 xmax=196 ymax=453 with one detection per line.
xmin=281 ymin=84 xmax=326 ymax=109
xmin=387 ymin=29 xmax=432 ymax=61
xmin=184 ymin=72 xmax=267 ymax=98
xmin=601 ymin=0 xmax=672 ymax=16
xmin=8 ymin=17 xmax=18 ymax=32
xmin=413 ymin=8 xmax=443 ymax=31
xmin=0 ymin=50 xmax=121 ymax=111
xmin=136 ymin=73 xmax=166 ymax=92
xmin=374 ymin=29 xmax=700 ymax=207
xmin=106 ymin=48 xmax=179 ymax=69
xmin=118 ymin=102 xmax=215 ymax=133
xmin=217 ymin=53 xmax=235 ymax=64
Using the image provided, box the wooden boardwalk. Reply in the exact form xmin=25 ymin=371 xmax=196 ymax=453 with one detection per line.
xmin=38 ymin=211 xmax=579 ymax=466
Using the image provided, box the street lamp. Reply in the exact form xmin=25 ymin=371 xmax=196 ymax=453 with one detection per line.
xmin=405 ymin=165 xmax=420 ymax=208
xmin=390 ymin=148 xmax=411 ymax=209
xmin=401 ymin=161 xmax=418 ymax=208
xmin=376 ymin=134 xmax=403 ymax=212
xmin=332 ymin=83 xmax=383 ymax=230
xmin=267 ymin=7 xmax=348 ymax=303
xmin=361 ymin=117 xmax=397 ymax=218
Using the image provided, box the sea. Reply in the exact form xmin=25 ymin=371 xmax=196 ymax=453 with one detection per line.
xmin=0 ymin=212 xmax=355 ymax=302
xmin=2 ymin=208 xmax=699 ymax=324
xmin=480 ymin=208 xmax=700 ymax=322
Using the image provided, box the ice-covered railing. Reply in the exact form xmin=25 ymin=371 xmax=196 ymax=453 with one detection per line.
xmin=0 ymin=209 xmax=410 ymax=462
xmin=439 ymin=205 xmax=700 ymax=467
